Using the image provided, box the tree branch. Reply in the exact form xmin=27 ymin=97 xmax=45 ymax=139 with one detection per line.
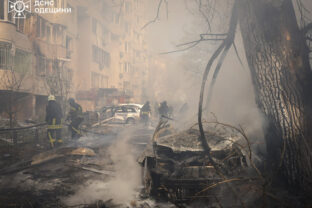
xmin=197 ymin=1 xmax=246 ymax=207
xmin=199 ymin=0 xmax=212 ymax=32
xmin=141 ymin=0 xmax=163 ymax=30
xmin=159 ymin=33 xmax=227 ymax=55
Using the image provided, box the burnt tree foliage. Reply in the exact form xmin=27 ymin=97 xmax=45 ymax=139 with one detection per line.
xmin=238 ymin=0 xmax=312 ymax=190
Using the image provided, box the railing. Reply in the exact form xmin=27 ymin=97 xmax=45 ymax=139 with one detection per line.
xmin=0 ymin=123 xmax=47 ymax=149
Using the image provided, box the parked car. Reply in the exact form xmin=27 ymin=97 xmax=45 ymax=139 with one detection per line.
xmin=138 ymin=122 xmax=248 ymax=203
xmin=119 ymin=103 xmax=143 ymax=112
xmin=99 ymin=105 xmax=141 ymax=124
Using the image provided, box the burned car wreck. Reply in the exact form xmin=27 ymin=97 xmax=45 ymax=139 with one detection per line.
xmin=138 ymin=122 xmax=248 ymax=203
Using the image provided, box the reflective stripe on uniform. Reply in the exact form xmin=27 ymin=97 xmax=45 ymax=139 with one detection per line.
xmin=48 ymin=132 xmax=55 ymax=148
xmin=70 ymin=106 xmax=77 ymax=111
xmin=71 ymin=126 xmax=82 ymax=135
xmin=47 ymin=124 xmax=63 ymax=129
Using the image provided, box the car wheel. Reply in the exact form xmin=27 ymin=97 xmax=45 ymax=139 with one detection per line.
xmin=126 ymin=118 xmax=135 ymax=124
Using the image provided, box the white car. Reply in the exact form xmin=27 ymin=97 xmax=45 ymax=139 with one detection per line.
xmin=119 ymin=103 xmax=143 ymax=112
xmin=100 ymin=105 xmax=141 ymax=124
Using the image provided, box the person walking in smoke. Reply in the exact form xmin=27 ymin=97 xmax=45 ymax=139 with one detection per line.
xmin=46 ymin=95 xmax=63 ymax=148
xmin=140 ymin=101 xmax=151 ymax=126
xmin=66 ymin=98 xmax=84 ymax=139
xmin=158 ymin=101 xmax=170 ymax=118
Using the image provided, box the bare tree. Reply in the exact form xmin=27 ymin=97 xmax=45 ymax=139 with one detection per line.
xmin=0 ymin=48 xmax=31 ymax=128
xmin=195 ymin=0 xmax=312 ymax=192
xmin=144 ymin=0 xmax=312 ymax=194
xmin=44 ymin=59 xmax=72 ymax=114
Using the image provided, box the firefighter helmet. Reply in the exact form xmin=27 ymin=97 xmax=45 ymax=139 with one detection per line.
xmin=48 ymin=94 xmax=55 ymax=101
xmin=68 ymin=98 xmax=75 ymax=105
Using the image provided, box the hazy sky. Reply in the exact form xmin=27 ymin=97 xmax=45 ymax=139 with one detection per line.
xmin=143 ymin=0 xmax=312 ymax=55
xmin=143 ymin=0 xmax=201 ymax=55
xmin=140 ymin=0 xmax=312 ymax=135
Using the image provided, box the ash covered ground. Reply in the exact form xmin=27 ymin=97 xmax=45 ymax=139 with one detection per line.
xmin=0 ymin=125 xmax=177 ymax=208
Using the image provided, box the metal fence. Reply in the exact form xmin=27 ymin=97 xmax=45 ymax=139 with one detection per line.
xmin=0 ymin=123 xmax=51 ymax=152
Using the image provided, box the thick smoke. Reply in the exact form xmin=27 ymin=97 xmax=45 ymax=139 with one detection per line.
xmin=144 ymin=0 xmax=266 ymax=156
xmin=63 ymin=127 xmax=142 ymax=206
xmin=105 ymin=127 xmax=141 ymax=203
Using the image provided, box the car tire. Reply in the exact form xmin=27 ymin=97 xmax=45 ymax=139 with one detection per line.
xmin=126 ymin=118 xmax=135 ymax=124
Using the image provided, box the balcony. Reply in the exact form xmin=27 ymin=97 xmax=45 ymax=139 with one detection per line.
xmin=0 ymin=21 xmax=31 ymax=52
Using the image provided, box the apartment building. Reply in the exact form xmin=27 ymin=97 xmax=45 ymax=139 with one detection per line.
xmin=0 ymin=0 xmax=149 ymax=120
xmin=75 ymin=0 xmax=149 ymax=110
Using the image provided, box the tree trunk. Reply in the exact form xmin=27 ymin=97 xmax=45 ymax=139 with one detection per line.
xmin=238 ymin=0 xmax=312 ymax=190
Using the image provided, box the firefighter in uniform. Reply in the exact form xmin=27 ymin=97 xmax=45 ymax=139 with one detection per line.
xmin=67 ymin=98 xmax=84 ymax=139
xmin=46 ymin=95 xmax=63 ymax=148
xmin=140 ymin=101 xmax=151 ymax=126
xmin=158 ymin=101 xmax=169 ymax=118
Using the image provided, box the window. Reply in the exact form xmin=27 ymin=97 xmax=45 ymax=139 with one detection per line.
xmin=16 ymin=18 xmax=25 ymax=33
xmin=41 ymin=19 xmax=46 ymax=37
xmin=36 ymin=56 xmax=46 ymax=76
xmin=92 ymin=45 xmax=98 ymax=63
xmin=92 ymin=45 xmax=111 ymax=68
xmin=123 ymin=62 xmax=131 ymax=73
xmin=0 ymin=42 xmax=12 ymax=70
xmin=62 ymin=67 xmax=73 ymax=86
xmin=54 ymin=0 xmax=63 ymax=8
xmin=125 ymin=2 xmax=132 ymax=13
xmin=114 ymin=13 xmax=120 ymax=24
xmin=115 ymin=107 xmax=123 ymax=113
xmin=8 ymin=10 xmax=13 ymax=22
xmin=66 ymin=36 xmax=72 ymax=58
xmin=0 ymin=44 xmax=31 ymax=73
xmin=47 ymin=26 xmax=51 ymax=42
xmin=0 ymin=0 xmax=4 ymax=20
xmin=53 ymin=25 xmax=57 ymax=42
xmin=46 ymin=60 xmax=52 ymax=75
xmin=124 ymin=42 xmax=128 ymax=53
xmin=67 ymin=3 xmax=74 ymax=18
xmin=36 ymin=17 xmax=41 ymax=37
xmin=91 ymin=72 xmax=100 ymax=88
xmin=14 ymin=49 xmax=31 ymax=73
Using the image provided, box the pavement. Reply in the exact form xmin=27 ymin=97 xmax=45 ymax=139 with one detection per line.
xmin=0 ymin=124 xmax=174 ymax=208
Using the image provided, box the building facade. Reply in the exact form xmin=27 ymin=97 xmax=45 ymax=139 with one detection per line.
xmin=0 ymin=0 xmax=149 ymax=121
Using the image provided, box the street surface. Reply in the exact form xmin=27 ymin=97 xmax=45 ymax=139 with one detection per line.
xmin=0 ymin=124 xmax=177 ymax=208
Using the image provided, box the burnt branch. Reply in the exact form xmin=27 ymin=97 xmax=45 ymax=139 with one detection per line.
xmin=160 ymin=41 xmax=202 ymax=55
xmin=160 ymin=33 xmax=227 ymax=55
xmin=233 ymin=41 xmax=246 ymax=70
xmin=197 ymin=1 xmax=247 ymax=207
xmin=198 ymin=0 xmax=212 ymax=32
xmin=206 ymin=115 xmax=264 ymax=180
xmin=141 ymin=0 xmax=163 ymax=30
